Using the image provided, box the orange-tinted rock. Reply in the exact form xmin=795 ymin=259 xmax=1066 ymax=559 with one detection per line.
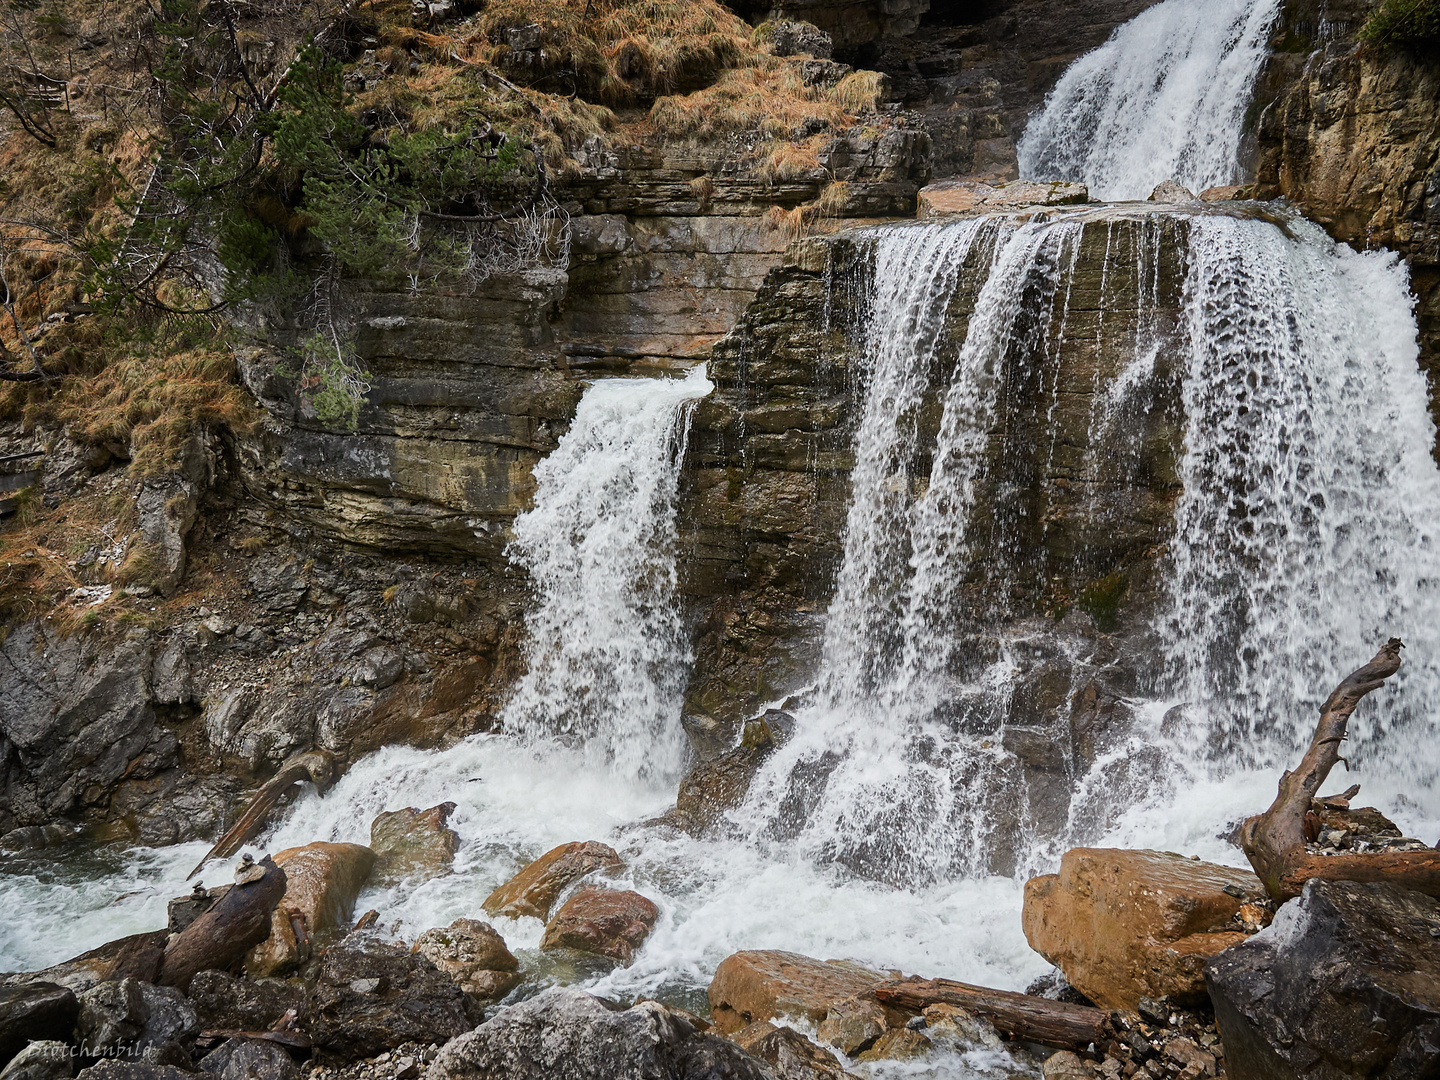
xmin=482 ymin=841 xmax=623 ymax=922
xmin=1022 ymin=848 xmax=1261 ymax=1010
xmin=246 ymin=842 xmax=376 ymax=977
xmin=370 ymin=802 xmax=460 ymax=884
xmin=539 ymin=887 xmax=659 ymax=967
xmin=413 ymin=918 xmax=521 ymax=1001
xmin=707 ymin=950 xmax=885 ymax=1035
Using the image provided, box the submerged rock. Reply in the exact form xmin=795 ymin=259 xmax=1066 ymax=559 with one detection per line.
xmin=482 ymin=841 xmax=623 ymax=922
xmin=413 ymin=919 xmax=521 ymax=1002
xmin=540 ymin=887 xmax=659 ymax=967
xmin=708 ymin=951 xmax=885 ymax=1035
xmin=310 ymin=933 xmax=474 ymax=1061
xmin=1023 ymin=848 xmax=1261 ymax=1008
xmin=371 ymin=803 xmax=460 ymax=884
xmin=1206 ymin=879 xmax=1440 ymax=1080
xmin=0 ymin=983 xmax=78 ymax=1067
xmin=247 ymin=842 xmax=377 ymax=977
xmin=425 ymin=987 xmax=770 ymax=1080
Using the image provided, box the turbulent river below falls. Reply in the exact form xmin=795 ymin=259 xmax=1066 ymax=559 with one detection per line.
xmin=7 ymin=2 xmax=1440 ymax=1077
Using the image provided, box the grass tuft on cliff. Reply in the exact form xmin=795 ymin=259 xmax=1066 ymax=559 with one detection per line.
xmin=1360 ymin=0 xmax=1440 ymax=49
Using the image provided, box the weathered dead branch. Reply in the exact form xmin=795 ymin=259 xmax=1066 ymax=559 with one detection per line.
xmin=1240 ymin=638 xmax=1440 ymax=900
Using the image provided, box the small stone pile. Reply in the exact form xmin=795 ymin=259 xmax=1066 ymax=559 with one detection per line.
xmin=1053 ymin=997 xmax=1225 ymax=1080
xmin=305 ymin=1041 xmax=439 ymax=1080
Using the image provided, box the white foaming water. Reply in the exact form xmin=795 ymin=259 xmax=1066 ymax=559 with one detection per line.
xmin=1017 ymin=0 xmax=1281 ymax=200
xmin=1162 ymin=215 xmax=1440 ymax=786
xmin=500 ymin=367 xmax=711 ymax=782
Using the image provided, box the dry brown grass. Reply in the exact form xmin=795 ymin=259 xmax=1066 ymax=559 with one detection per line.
xmin=52 ymin=349 xmax=256 ymax=475
xmin=457 ymin=0 xmax=755 ymax=104
xmin=763 ymin=180 xmax=852 ymax=239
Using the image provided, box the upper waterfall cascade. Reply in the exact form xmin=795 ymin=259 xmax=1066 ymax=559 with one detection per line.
xmin=1017 ymin=0 xmax=1283 ymax=200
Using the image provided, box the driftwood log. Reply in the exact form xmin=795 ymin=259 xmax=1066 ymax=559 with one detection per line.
xmin=873 ymin=978 xmax=1115 ymax=1049
xmin=158 ymin=857 xmax=287 ymax=991
xmin=187 ymin=749 xmax=337 ymax=879
xmin=1240 ymin=638 xmax=1440 ymax=901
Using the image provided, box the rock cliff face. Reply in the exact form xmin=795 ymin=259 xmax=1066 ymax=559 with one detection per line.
xmin=1252 ymin=0 xmax=1440 ymax=427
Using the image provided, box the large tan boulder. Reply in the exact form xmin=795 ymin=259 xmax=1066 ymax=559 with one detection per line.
xmin=1022 ymin=848 xmax=1262 ymax=1009
xmin=482 ymin=841 xmax=623 ymax=922
xmin=413 ymin=918 xmax=521 ymax=1002
xmin=370 ymin=802 xmax=460 ymax=884
xmin=707 ymin=950 xmax=885 ymax=1035
xmin=540 ymin=887 xmax=659 ymax=967
xmin=245 ymin=842 xmax=376 ymax=977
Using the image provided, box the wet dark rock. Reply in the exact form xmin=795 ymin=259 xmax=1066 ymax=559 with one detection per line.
xmin=0 ymin=982 xmax=78 ymax=1066
xmin=75 ymin=980 xmax=198 ymax=1058
xmin=74 ymin=1063 xmax=194 ymax=1080
xmin=187 ymin=971 xmax=308 ymax=1033
xmin=674 ymin=744 xmax=770 ymax=833
xmin=0 ymin=1041 xmax=75 ymax=1080
xmin=198 ymin=1039 xmax=298 ymax=1080
xmin=1206 ymin=879 xmax=1440 ymax=1080
xmin=310 ymin=934 xmax=473 ymax=1061
xmin=424 ymin=987 xmax=771 ymax=1080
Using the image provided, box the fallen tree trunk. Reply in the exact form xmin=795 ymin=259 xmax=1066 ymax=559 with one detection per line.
xmin=158 ymin=857 xmax=286 ymax=991
xmin=873 ymin=978 xmax=1114 ymax=1049
xmin=187 ymin=749 xmax=337 ymax=879
xmin=1240 ymin=638 xmax=1440 ymax=901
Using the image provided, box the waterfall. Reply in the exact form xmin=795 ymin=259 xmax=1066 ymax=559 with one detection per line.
xmin=1163 ymin=215 xmax=1440 ymax=780
xmin=1016 ymin=0 xmax=1282 ymax=200
xmin=501 ymin=367 xmax=712 ymax=782
xmin=738 ymin=205 xmax=1440 ymax=885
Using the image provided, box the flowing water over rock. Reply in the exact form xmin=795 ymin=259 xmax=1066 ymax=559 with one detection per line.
xmin=500 ymin=367 xmax=711 ymax=783
xmin=1017 ymin=0 xmax=1282 ymax=199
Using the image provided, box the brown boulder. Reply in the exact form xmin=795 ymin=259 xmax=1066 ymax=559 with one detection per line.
xmin=246 ymin=842 xmax=376 ymax=977
xmin=539 ymin=887 xmax=659 ymax=967
xmin=708 ymin=951 xmax=885 ymax=1035
xmin=729 ymin=1020 xmax=854 ymax=1078
xmin=1023 ymin=848 xmax=1261 ymax=1009
xmin=413 ymin=918 xmax=522 ymax=1001
xmin=482 ymin=841 xmax=623 ymax=921
xmin=370 ymin=802 xmax=461 ymax=884
xmin=855 ymin=1027 xmax=930 ymax=1062
xmin=816 ymin=993 xmax=888 ymax=1056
